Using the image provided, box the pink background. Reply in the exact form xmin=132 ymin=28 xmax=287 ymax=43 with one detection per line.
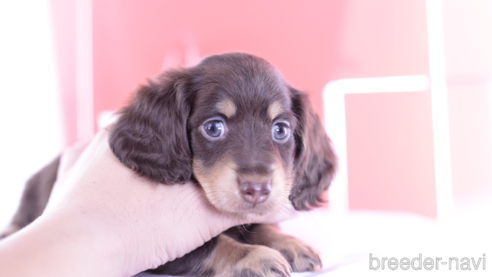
xmin=48 ymin=0 xmax=492 ymax=218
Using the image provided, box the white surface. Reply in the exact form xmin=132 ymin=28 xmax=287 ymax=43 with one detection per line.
xmin=135 ymin=210 xmax=491 ymax=276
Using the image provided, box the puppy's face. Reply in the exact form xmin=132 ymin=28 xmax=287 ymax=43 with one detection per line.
xmin=110 ymin=53 xmax=337 ymax=218
xmin=188 ymin=58 xmax=297 ymax=216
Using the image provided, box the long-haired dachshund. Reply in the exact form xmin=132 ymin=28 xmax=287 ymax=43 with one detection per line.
xmin=1 ymin=53 xmax=337 ymax=277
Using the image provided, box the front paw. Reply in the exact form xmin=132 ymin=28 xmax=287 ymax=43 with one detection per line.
xmin=229 ymin=245 xmax=291 ymax=277
xmin=273 ymin=236 xmax=322 ymax=272
xmin=249 ymin=225 xmax=322 ymax=272
xmin=208 ymin=235 xmax=291 ymax=277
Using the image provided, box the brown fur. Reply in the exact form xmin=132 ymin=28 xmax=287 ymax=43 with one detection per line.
xmin=204 ymin=234 xmax=291 ymax=277
xmin=0 ymin=157 xmax=59 ymax=239
xmin=1 ymin=53 xmax=337 ymax=276
xmin=248 ymin=224 xmax=322 ymax=272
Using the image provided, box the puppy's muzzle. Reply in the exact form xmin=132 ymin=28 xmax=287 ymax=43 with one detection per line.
xmin=236 ymin=161 xmax=276 ymax=205
xmin=239 ymin=181 xmax=271 ymax=204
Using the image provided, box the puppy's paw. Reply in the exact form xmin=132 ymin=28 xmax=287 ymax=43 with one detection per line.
xmin=207 ymin=235 xmax=291 ymax=277
xmin=249 ymin=225 xmax=322 ymax=272
xmin=227 ymin=245 xmax=291 ymax=277
xmin=274 ymin=237 xmax=322 ymax=272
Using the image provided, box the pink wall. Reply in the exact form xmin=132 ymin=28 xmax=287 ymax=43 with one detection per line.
xmin=346 ymin=92 xmax=437 ymax=217
xmin=49 ymin=0 xmax=492 ymax=218
xmin=91 ymin=0 xmax=348 ymax=120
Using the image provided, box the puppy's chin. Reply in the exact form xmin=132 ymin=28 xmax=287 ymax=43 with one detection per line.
xmin=192 ymin=159 xmax=293 ymax=219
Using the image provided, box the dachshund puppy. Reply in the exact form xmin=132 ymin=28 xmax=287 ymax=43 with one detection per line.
xmin=1 ymin=53 xmax=337 ymax=277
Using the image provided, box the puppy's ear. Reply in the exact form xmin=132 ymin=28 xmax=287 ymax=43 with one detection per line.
xmin=109 ymin=69 xmax=193 ymax=184
xmin=289 ymin=88 xmax=337 ymax=210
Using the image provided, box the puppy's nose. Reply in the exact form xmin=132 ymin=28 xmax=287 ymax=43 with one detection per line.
xmin=239 ymin=182 xmax=271 ymax=204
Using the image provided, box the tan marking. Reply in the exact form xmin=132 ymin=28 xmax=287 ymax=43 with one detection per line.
xmin=204 ymin=234 xmax=291 ymax=277
xmin=249 ymin=224 xmax=322 ymax=272
xmin=268 ymin=101 xmax=284 ymax=120
xmin=193 ymin=158 xmax=242 ymax=215
xmin=215 ymin=98 xmax=236 ymax=118
xmin=270 ymin=162 xmax=294 ymax=214
xmin=193 ymin=158 xmax=293 ymax=219
xmin=238 ymin=174 xmax=271 ymax=187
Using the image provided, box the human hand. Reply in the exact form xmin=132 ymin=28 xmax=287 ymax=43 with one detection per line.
xmin=27 ymin=128 xmax=296 ymax=276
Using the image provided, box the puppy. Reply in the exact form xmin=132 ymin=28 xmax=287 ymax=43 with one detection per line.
xmin=1 ymin=53 xmax=337 ymax=277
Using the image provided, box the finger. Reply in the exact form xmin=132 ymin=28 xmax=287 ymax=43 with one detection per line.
xmin=57 ymin=142 xmax=89 ymax=181
xmin=47 ymin=130 xmax=111 ymax=209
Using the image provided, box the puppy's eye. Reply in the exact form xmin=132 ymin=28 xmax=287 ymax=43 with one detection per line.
xmin=272 ymin=122 xmax=290 ymax=142
xmin=204 ymin=120 xmax=225 ymax=138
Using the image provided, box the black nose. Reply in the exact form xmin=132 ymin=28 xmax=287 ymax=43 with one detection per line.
xmin=239 ymin=182 xmax=271 ymax=204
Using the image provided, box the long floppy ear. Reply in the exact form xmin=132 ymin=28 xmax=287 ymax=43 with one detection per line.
xmin=109 ymin=69 xmax=193 ymax=184
xmin=289 ymin=88 xmax=338 ymax=210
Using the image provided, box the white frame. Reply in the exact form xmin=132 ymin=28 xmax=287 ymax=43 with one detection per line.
xmin=76 ymin=0 xmax=94 ymax=141
xmin=323 ymin=75 xmax=431 ymax=214
xmin=322 ymin=0 xmax=452 ymax=221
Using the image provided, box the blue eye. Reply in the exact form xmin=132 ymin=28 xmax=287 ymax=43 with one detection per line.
xmin=272 ymin=122 xmax=290 ymax=142
xmin=204 ymin=120 xmax=225 ymax=138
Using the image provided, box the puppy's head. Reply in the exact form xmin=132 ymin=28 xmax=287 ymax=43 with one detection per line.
xmin=110 ymin=53 xmax=337 ymax=217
